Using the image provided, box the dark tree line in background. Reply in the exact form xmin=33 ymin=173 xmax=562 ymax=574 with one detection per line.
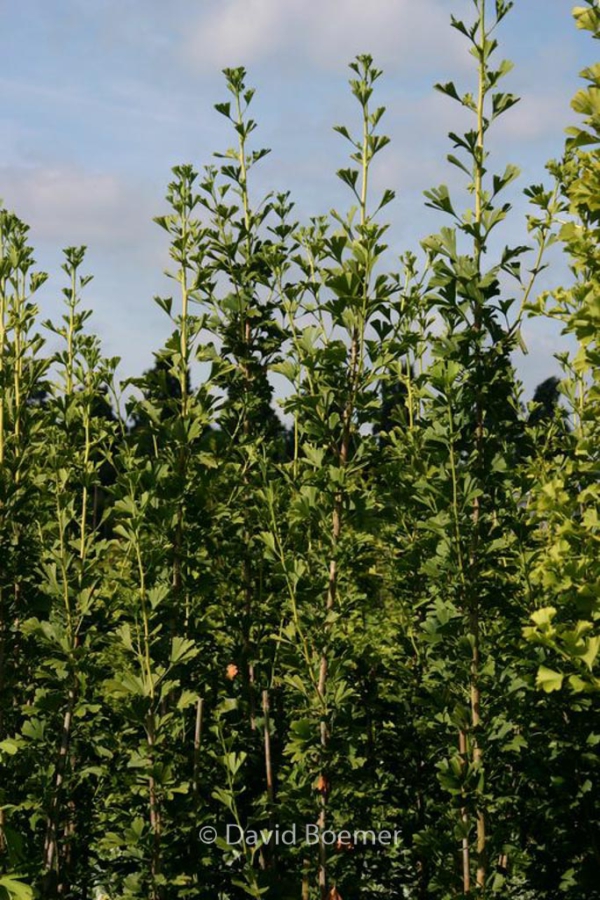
xmin=133 ymin=358 xmax=565 ymax=455
xmin=0 ymin=3 xmax=599 ymax=900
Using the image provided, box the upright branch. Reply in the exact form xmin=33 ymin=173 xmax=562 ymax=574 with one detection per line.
xmin=0 ymin=211 xmax=47 ymax=859
xmin=154 ymin=164 xmax=208 ymax=634
xmin=423 ymin=0 xmax=534 ymax=891
xmin=39 ymin=247 xmax=116 ymax=893
xmin=315 ymin=54 xmax=394 ymax=898
xmin=203 ymin=68 xmax=280 ymax=730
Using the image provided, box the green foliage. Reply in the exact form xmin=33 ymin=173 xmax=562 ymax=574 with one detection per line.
xmin=525 ymin=2 xmax=600 ymax=702
xmin=0 ymin=3 xmax=599 ymax=899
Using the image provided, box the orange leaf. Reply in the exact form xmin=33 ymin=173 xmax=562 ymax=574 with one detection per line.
xmin=315 ymin=774 xmax=329 ymax=794
xmin=335 ymin=836 xmax=354 ymax=852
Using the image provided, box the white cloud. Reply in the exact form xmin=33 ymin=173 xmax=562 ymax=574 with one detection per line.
xmin=184 ymin=0 xmax=468 ymax=73
xmin=494 ymin=92 xmax=574 ymax=142
xmin=0 ymin=164 xmax=175 ymax=382
xmin=186 ymin=0 xmax=289 ymax=67
xmin=1 ymin=166 xmax=159 ymax=249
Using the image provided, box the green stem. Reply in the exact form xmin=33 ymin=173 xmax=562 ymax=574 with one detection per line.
xmin=470 ymin=3 xmax=487 ymax=891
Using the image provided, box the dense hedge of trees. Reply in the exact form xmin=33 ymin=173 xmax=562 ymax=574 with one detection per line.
xmin=0 ymin=2 xmax=599 ymax=898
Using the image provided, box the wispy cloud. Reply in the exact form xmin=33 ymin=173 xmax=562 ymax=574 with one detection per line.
xmin=184 ymin=0 xmax=468 ymax=73
xmin=0 ymin=76 xmax=193 ymax=129
xmin=494 ymin=92 xmax=574 ymax=143
xmin=1 ymin=165 xmax=159 ymax=249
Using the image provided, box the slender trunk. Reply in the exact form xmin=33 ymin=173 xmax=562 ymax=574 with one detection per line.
xmin=192 ymin=697 xmax=204 ymax=799
xmin=58 ymin=796 xmax=77 ymax=896
xmin=172 ymin=505 xmax=183 ymax=624
xmin=315 ymin=66 xmax=370 ymax=894
xmin=262 ymin=690 xmax=275 ymax=870
xmin=317 ymin=390 xmax=352 ymax=896
xmin=459 ymin=729 xmax=471 ymax=894
xmin=468 ymin=4 xmax=487 ymax=888
xmin=468 ymin=354 xmax=485 ymax=893
xmin=174 ymin=227 xmax=189 ymax=639
xmin=43 ymin=685 xmax=76 ymax=878
xmin=316 ymin=300 xmax=358 ymax=896
xmin=317 ymin=500 xmax=341 ymax=899
xmin=262 ymin=689 xmax=274 ymax=806
xmin=237 ymin=98 xmax=256 ymax=733
xmin=302 ymin=859 xmax=310 ymax=900
xmin=146 ymin=712 xmax=162 ymax=900
xmin=465 ymin=406 xmax=486 ymax=894
xmin=242 ymin=318 xmax=256 ymax=730
xmin=92 ymin=484 xmax=99 ymax=532
xmin=243 ymin=553 xmax=256 ymax=730
xmin=470 ymin=598 xmax=485 ymax=890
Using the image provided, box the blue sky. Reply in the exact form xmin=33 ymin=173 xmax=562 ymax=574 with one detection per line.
xmin=0 ymin=0 xmax=593 ymax=400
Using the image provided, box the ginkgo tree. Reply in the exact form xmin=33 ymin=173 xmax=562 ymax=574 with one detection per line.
xmin=0 ymin=2 xmax=598 ymax=900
